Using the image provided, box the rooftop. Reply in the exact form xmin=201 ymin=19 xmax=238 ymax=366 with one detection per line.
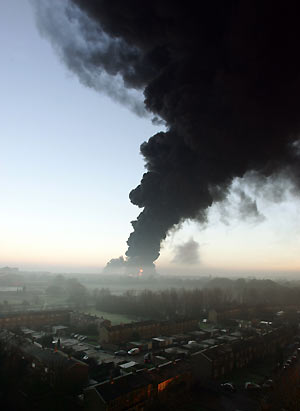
xmin=0 ymin=329 xmax=87 ymax=370
xmin=119 ymin=361 xmax=138 ymax=369
xmin=21 ymin=343 xmax=86 ymax=369
xmin=94 ymin=372 xmax=151 ymax=402
xmin=90 ymin=359 xmax=191 ymax=402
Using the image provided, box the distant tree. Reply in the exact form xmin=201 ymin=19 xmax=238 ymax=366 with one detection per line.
xmin=98 ymin=288 xmax=111 ymax=297
xmin=66 ymin=279 xmax=88 ymax=307
xmin=3 ymin=300 xmax=10 ymax=312
xmin=46 ymin=285 xmax=65 ymax=297
xmin=22 ymin=299 xmax=30 ymax=307
xmin=52 ymin=274 xmax=66 ymax=287
xmin=32 ymin=295 xmax=41 ymax=305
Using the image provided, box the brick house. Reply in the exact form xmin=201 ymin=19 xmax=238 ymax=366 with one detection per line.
xmin=84 ymin=371 xmax=153 ymax=410
xmin=191 ymin=325 xmax=294 ymax=381
xmin=99 ymin=319 xmax=198 ymax=345
xmin=0 ymin=310 xmax=70 ymax=329
xmin=70 ymin=312 xmax=111 ymax=332
xmin=0 ymin=329 xmax=88 ymax=390
xmin=23 ymin=344 xmax=89 ymax=389
xmin=84 ymin=360 xmax=192 ymax=410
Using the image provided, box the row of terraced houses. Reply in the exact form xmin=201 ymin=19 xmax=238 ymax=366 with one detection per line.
xmin=85 ymin=325 xmax=294 ymax=410
xmin=98 ymin=318 xmax=199 ymax=345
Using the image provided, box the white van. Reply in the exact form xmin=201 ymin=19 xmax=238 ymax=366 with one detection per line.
xmin=128 ymin=348 xmax=140 ymax=355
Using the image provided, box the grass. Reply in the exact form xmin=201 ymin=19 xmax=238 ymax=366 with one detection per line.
xmin=0 ymin=289 xmax=67 ymax=306
xmin=78 ymin=307 xmax=139 ymax=325
xmin=0 ymin=291 xmax=40 ymax=304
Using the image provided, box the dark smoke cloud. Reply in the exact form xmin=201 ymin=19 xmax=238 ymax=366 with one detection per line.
xmin=32 ymin=0 xmax=300 ymax=268
xmin=104 ymin=255 xmax=156 ymax=276
xmin=31 ymin=0 xmax=148 ymax=116
xmin=172 ymin=238 xmax=201 ymax=265
xmin=103 ymin=256 xmax=126 ymax=274
xmin=243 ymin=170 xmax=300 ymax=204
xmin=216 ymin=181 xmax=265 ymax=226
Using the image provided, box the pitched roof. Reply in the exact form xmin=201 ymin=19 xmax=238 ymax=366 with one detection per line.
xmin=91 ymin=359 xmax=191 ymax=402
xmin=21 ymin=343 xmax=87 ymax=369
xmin=94 ymin=372 xmax=151 ymax=402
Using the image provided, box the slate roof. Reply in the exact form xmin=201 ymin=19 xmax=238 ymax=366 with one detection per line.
xmin=92 ymin=359 xmax=190 ymax=402
xmin=95 ymin=371 xmax=152 ymax=402
xmin=0 ymin=330 xmax=87 ymax=370
xmin=21 ymin=343 xmax=85 ymax=369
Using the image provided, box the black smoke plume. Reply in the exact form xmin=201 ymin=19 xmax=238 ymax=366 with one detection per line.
xmin=103 ymin=256 xmax=126 ymax=274
xmin=33 ymin=0 xmax=300 ymax=268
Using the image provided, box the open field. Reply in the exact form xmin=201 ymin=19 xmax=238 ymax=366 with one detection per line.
xmin=79 ymin=307 xmax=139 ymax=325
xmin=0 ymin=290 xmax=40 ymax=305
xmin=0 ymin=290 xmax=66 ymax=306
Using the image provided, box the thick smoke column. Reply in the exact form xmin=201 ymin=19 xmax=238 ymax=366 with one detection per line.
xmin=33 ymin=1 xmax=300 ymax=268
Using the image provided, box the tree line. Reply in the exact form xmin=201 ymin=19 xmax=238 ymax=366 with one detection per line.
xmin=92 ymin=278 xmax=300 ymax=320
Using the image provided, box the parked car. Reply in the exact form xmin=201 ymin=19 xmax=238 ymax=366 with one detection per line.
xmin=128 ymin=348 xmax=140 ymax=356
xmin=262 ymin=379 xmax=273 ymax=389
xmin=284 ymin=360 xmax=292 ymax=368
xmin=221 ymin=382 xmax=236 ymax=392
xmin=245 ymin=382 xmax=261 ymax=390
xmin=114 ymin=350 xmax=127 ymax=356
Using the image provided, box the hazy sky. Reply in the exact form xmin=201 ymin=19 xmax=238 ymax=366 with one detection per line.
xmin=1 ymin=0 xmax=300 ymax=276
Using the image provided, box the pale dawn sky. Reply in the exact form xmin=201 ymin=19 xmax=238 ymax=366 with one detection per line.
xmin=1 ymin=0 xmax=300 ymax=276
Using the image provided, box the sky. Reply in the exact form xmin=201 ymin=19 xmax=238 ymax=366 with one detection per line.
xmin=1 ymin=0 xmax=300 ymax=276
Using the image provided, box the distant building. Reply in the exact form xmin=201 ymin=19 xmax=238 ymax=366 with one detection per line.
xmin=99 ymin=318 xmax=198 ymax=345
xmin=0 ymin=310 xmax=70 ymax=329
xmin=70 ymin=312 xmax=111 ymax=332
xmin=0 ymin=266 xmax=19 ymax=275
